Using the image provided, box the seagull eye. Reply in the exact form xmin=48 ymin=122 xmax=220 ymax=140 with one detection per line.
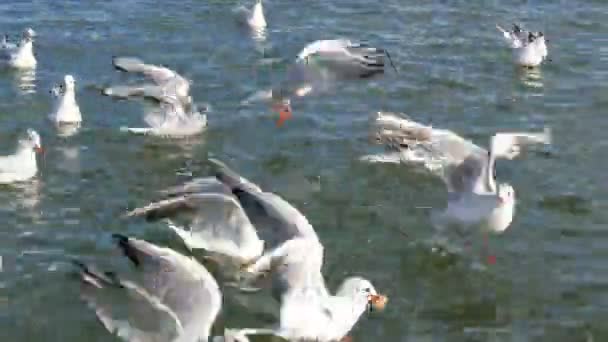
xmin=363 ymin=287 xmax=371 ymax=293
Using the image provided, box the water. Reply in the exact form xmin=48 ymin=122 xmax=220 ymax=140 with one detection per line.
xmin=0 ymin=0 xmax=607 ymax=340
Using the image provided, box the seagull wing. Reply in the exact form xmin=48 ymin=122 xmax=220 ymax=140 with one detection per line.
xmin=74 ymin=235 xmax=222 ymax=342
xmin=112 ymin=57 xmax=177 ymax=85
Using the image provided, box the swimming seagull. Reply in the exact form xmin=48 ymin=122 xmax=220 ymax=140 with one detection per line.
xmin=101 ymin=57 xmax=206 ymax=136
xmin=243 ymin=39 xmax=398 ymax=124
xmin=119 ymin=93 xmax=208 ymax=137
xmin=0 ymin=129 xmax=43 ymax=184
xmin=496 ymin=23 xmax=549 ymax=68
xmin=49 ymin=75 xmax=82 ymax=124
xmin=234 ymin=0 xmax=267 ymax=31
xmin=72 ymin=234 xmax=252 ymax=342
xmin=125 ymin=159 xmax=388 ymax=341
xmin=362 ymin=111 xmax=552 ymax=233
xmin=0 ymin=27 xmax=37 ymax=69
xmin=102 ymin=57 xmax=192 ymax=108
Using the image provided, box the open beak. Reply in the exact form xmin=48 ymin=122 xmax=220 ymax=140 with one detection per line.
xmin=367 ymin=294 xmax=388 ymax=312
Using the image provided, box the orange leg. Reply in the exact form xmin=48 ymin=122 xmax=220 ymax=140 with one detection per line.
xmin=483 ymin=233 xmax=496 ymax=265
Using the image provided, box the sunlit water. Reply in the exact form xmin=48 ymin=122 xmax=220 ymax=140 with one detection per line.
xmin=0 ymin=0 xmax=607 ymax=341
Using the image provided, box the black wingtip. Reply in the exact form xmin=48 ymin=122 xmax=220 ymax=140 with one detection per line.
xmin=112 ymin=234 xmax=141 ymax=267
xmin=71 ymin=258 xmax=88 ymax=272
xmin=112 ymin=233 xmax=129 ymax=244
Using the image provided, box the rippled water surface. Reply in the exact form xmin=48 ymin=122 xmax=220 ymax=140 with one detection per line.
xmin=1 ymin=0 xmax=607 ymax=341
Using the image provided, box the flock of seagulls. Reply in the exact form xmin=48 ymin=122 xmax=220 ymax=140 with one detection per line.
xmin=0 ymin=1 xmax=554 ymax=341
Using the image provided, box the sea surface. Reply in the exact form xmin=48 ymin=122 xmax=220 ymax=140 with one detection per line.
xmin=1 ymin=0 xmax=607 ymax=341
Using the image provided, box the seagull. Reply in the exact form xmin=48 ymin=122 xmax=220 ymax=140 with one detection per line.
xmin=496 ymin=23 xmax=549 ymax=68
xmin=234 ymin=0 xmax=267 ymax=31
xmin=49 ymin=75 xmax=82 ymax=124
xmin=1 ymin=28 xmax=36 ymax=69
xmin=232 ymin=276 xmax=388 ymax=342
xmin=0 ymin=129 xmax=43 ymax=184
xmin=362 ymin=111 xmax=552 ymax=233
xmin=243 ymin=39 xmax=398 ymax=125
xmin=72 ymin=234 xmax=252 ymax=342
xmin=124 ymin=159 xmax=388 ymax=341
xmin=125 ymin=158 xmax=322 ymax=287
xmin=101 ymin=57 xmax=206 ymax=137
xmin=119 ymin=93 xmax=208 ymax=137
xmin=102 ymin=57 xmax=192 ymax=108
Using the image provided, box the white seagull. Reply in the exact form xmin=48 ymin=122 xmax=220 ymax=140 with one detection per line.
xmin=234 ymin=0 xmax=267 ymax=31
xmin=49 ymin=75 xmax=82 ymax=124
xmin=243 ymin=39 xmax=398 ymax=124
xmin=232 ymin=276 xmax=388 ymax=342
xmin=72 ymin=234 xmax=252 ymax=342
xmin=0 ymin=129 xmax=43 ymax=184
xmin=119 ymin=93 xmax=208 ymax=137
xmin=1 ymin=28 xmax=37 ymax=69
xmin=496 ymin=23 xmax=549 ymax=68
xmin=125 ymin=158 xmax=322 ymax=277
xmin=102 ymin=57 xmax=206 ymax=137
xmin=362 ymin=112 xmax=552 ymax=233
xmin=103 ymin=57 xmax=192 ymax=108
xmin=125 ymin=159 xmax=388 ymax=341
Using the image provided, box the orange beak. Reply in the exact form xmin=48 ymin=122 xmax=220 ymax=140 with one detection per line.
xmin=273 ymin=102 xmax=292 ymax=127
xmin=34 ymin=146 xmax=44 ymax=154
xmin=367 ymin=294 xmax=388 ymax=312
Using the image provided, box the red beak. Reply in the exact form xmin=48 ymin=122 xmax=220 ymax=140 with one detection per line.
xmin=34 ymin=146 xmax=44 ymax=154
xmin=273 ymin=103 xmax=292 ymax=127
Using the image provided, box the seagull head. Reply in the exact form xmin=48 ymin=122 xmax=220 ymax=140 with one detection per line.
xmin=497 ymin=183 xmax=515 ymax=205
xmin=22 ymin=28 xmax=36 ymax=42
xmin=513 ymin=23 xmax=522 ymax=34
xmin=337 ymin=277 xmax=388 ymax=313
xmin=22 ymin=128 xmax=43 ymax=153
xmin=64 ymin=75 xmax=76 ymax=90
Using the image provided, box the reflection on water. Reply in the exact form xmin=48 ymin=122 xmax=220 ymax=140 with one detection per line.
xmin=519 ymin=67 xmax=544 ymax=89
xmin=251 ymin=27 xmax=268 ymax=47
xmin=54 ymin=123 xmax=81 ymax=138
xmin=3 ymin=179 xmax=43 ymax=220
xmin=13 ymin=69 xmax=36 ymax=95
xmin=55 ymin=145 xmax=81 ymax=174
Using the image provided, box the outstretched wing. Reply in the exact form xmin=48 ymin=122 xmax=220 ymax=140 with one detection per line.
xmin=496 ymin=24 xmax=525 ymax=48
xmin=74 ymin=261 xmax=184 ymax=342
xmin=365 ymin=111 xmax=488 ymax=193
xmin=298 ymin=39 xmax=394 ymax=79
xmin=210 ymin=158 xmax=319 ymax=249
xmin=112 ymin=57 xmax=177 ymax=85
xmin=74 ymin=235 xmax=222 ymax=342
xmin=125 ymin=192 xmax=264 ymax=262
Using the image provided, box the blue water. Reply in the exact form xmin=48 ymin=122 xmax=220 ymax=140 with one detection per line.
xmin=1 ymin=0 xmax=607 ymax=341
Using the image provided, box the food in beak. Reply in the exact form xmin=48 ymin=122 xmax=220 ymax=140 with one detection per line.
xmin=367 ymin=294 xmax=388 ymax=311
